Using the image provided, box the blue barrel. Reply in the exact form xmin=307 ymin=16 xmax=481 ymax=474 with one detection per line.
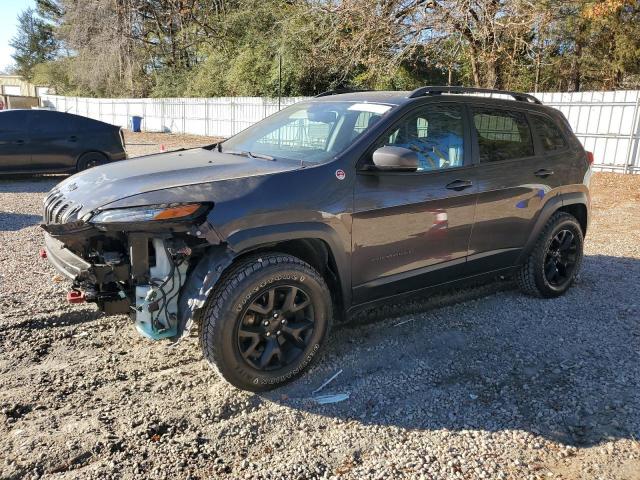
xmin=130 ymin=115 xmax=142 ymax=132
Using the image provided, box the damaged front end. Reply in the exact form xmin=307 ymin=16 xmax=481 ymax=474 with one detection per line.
xmin=42 ymin=191 xmax=232 ymax=342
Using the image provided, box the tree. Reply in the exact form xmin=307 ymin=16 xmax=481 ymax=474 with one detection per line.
xmin=10 ymin=8 xmax=59 ymax=81
xmin=17 ymin=0 xmax=640 ymax=97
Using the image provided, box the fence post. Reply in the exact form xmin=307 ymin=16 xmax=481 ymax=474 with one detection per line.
xmin=624 ymin=95 xmax=640 ymax=174
xmin=231 ymin=97 xmax=235 ymax=136
xmin=161 ymin=100 xmax=165 ymax=132
xmin=205 ymin=99 xmax=210 ymax=137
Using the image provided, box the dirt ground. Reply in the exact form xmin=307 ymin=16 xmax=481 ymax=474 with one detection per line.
xmin=0 ymin=134 xmax=639 ymax=479
xmin=122 ymin=130 xmax=221 ymax=157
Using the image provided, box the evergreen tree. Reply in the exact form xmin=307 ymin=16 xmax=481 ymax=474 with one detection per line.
xmin=10 ymin=8 xmax=58 ymax=81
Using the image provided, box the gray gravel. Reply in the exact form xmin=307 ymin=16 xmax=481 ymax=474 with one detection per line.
xmin=1 ymin=170 xmax=639 ymax=480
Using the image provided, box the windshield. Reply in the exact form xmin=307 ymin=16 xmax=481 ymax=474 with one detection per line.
xmin=220 ymin=101 xmax=394 ymax=164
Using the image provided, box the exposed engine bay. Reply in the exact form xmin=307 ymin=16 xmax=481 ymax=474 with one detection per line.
xmin=42 ymin=217 xmax=227 ymax=341
xmin=132 ymin=237 xmax=190 ymax=339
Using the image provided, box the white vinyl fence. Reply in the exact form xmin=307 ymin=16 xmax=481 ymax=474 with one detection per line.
xmin=40 ymin=95 xmax=309 ymax=138
xmin=41 ymin=90 xmax=640 ymax=173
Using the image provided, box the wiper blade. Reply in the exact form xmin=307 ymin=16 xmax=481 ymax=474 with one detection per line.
xmin=247 ymin=151 xmax=275 ymax=161
xmin=223 ymin=149 xmax=275 ymax=161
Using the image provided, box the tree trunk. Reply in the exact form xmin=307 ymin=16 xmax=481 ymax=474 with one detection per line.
xmin=468 ymin=46 xmax=481 ymax=86
xmin=485 ymin=57 xmax=499 ymax=89
xmin=571 ymin=43 xmax=582 ymax=92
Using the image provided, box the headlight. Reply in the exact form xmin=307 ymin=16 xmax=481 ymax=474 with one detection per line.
xmin=90 ymin=203 xmax=206 ymax=224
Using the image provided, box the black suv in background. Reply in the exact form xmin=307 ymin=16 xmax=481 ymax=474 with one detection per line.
xmin=0 ymin=109 xmax=126 ymax=174
xmin=41 ymin=87 xmax=591 ymax=391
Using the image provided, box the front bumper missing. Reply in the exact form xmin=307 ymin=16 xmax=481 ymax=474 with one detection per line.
xmin=44 ymin=232 xmax=91 ymax=280
xmin=44 ymin=232 xmax=130 ymax=284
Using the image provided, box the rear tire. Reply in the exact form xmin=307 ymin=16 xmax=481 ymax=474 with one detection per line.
xmin=199 ymin=253 xmax=332 ymax=391
xmin=517 ymin=212 xmax=584 ymax=298
xmin=77 ymin=152 xmax=107 ymax=171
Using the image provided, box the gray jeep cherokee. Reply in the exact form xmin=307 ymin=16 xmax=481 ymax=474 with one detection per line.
xmin=41 ymin=86 xmax=591 ymax=391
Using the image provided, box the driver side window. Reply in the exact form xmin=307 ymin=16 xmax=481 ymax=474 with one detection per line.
xmin=378 ymin=104 xmax=465 ymax=171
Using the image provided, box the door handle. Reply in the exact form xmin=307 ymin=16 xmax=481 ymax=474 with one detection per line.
xmin=534 ymin=168 xmax=554 ymax=178
xmin=15 ymin=139 xmax=25 ymax=145
xmin=446 ymin=179 xmax=473 ymax=191
xmin=68 ymin=136 xmax=78 ymax=142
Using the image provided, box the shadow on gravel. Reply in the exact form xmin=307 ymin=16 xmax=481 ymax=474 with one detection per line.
xmin=265 ymin=254 xmax=640 ymax=449
xmin=0 ymin=175 xmax=64 ymax=194
xmin=0 ymin=212 xmax=42 ymax=231
xmin=0 ymin=310 xmax=104 ymax=333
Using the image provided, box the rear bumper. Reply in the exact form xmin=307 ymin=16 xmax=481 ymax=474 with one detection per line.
xmin=112 ymin=151 xmax=128 ymax=161
xmin=44 ymin=233 xmax=91 ymax=280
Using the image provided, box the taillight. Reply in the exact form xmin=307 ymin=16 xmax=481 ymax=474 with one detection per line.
xmin=586 ymin=151 xmax=594 ymax=165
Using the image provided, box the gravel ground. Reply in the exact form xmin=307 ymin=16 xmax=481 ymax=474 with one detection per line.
xmin=122 ymin=130 xmax=221 ymax=157
xmin=1 ymin=139 xmax=639 ymax=480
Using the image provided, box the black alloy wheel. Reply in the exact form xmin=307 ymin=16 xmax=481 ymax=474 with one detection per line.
xmin=517 ymin=211 xmax=584 ymax=298
xmin=237 ymin=285 xmax=315 ymax=371
xmin=543 ymin=229 xmax=578 ymax=287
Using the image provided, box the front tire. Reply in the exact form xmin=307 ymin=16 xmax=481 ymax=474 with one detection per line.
xmin=517 ymin=212 xmax=584 ymax=298
xmin=199 ymin=253 xmax=332 ymax=391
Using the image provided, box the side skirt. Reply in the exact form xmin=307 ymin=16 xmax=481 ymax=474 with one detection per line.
xmin=346 ymin=266 xmax=517 ymax=319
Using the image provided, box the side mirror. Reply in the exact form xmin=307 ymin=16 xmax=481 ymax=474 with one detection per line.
xmin=371 ymin=146 xmax=419 ymax=171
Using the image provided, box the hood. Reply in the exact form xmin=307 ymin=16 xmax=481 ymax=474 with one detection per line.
xmin=52 ymin=148 xmax=302 ymax=212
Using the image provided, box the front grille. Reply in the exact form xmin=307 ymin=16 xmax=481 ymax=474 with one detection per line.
xmin=43 ymin=189 xmax=83 ymax=224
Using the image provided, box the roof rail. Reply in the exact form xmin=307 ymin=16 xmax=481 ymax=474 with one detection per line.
xmin=314 ymin=88 xmax=371 ymax=98
xmin=407 ymin=86 xmax=542 ymax=105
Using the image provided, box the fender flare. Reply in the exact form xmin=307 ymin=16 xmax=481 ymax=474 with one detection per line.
xmin=175 ymin=222 xmax=351 ymax=340
xmin=516 ymin=191 xmax=589 ymax=265
xmin=176 ymin=245 xmax=235 ymax=341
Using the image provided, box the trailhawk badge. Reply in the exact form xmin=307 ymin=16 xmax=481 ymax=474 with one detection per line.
xmin=335 ymin=169 xmax=346 ymax=180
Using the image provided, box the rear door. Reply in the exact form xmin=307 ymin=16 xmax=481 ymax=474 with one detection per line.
xmin=351 ymin=101 xmax=477 ymax=304
xmin=28 ymin=110 xmax=82 ymax=171
xmin=528 ymin=112 xmax=576 ymax=184
xmin=466 ymin=104 xmax=561 ymax=274
xmin=0 ymin=111 xmax=30 ymax=172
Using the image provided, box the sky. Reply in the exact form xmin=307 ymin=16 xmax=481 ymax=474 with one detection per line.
xmin=0 ymin=0 xmax=37 ymax=72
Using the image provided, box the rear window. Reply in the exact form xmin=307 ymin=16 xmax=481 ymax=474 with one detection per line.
xmin=472 ymin=107 xmax=534 ymax=162
xmin=531 ymin=114 xmax=567 ymax=152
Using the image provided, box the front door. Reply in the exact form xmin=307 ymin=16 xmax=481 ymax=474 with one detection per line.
xmin=0 ymin=110 xmax=30 ymax=172
xmin=351 ymin=102 xmax=477 ymax=304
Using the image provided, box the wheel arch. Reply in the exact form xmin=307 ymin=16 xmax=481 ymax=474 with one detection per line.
xmin=176 ymin=222 xmax=351 ymax=340
xmin=236 ymin=238 xmax=344 ymax=315
xmin=517 ymin=191 xmax=589 ymax=265
xmin=558 ymin=202 xmax=588 ymax=236
xmin=226 ymin=222 xmax=350 ymax=312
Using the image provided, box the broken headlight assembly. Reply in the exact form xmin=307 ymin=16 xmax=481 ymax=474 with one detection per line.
xmin=89 ymin=203 xmax=210 ymax=224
